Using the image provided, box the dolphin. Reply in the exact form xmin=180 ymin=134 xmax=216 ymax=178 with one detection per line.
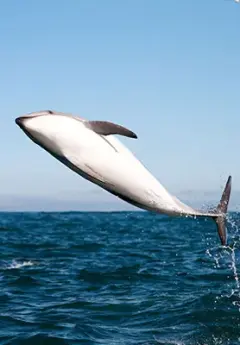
xmin=15 ymin=110 xmax=232 ymax=245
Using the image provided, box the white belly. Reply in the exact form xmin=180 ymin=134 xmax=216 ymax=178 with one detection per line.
xmin=51 ymin=124 xmax=185 ymax=214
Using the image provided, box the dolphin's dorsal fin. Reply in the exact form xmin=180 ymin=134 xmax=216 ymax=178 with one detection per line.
xmin=87 ymin=120 xmax=138 ymax=139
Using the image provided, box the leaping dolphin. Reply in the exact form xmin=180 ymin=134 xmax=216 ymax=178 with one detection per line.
xmin=15 ymin=110 xmax=232 ymax=245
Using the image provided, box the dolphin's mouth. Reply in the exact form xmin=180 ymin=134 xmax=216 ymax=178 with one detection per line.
xmin=15 ymin=117 xmax=41 ymax=146
xmin=15 ymin=116 xmax=27 ymax=129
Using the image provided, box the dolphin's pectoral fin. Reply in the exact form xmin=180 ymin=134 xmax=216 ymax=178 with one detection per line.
xmin=87 ymin=121 xmax=138 ymax=139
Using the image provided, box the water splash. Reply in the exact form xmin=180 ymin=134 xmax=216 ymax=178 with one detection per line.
xmin=5 ymin=260 xmax=34 ymax=269
xmin=225 ymin=214 xmax=240 ymax=289
xmin=229 ymin=244 xmax=239 ymax=289
xmin=206 ymin=213 xmax=240 ymax=316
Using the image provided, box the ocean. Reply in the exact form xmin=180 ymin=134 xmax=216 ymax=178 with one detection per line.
xmin=0 ymin=211 xmax=240 ymax=345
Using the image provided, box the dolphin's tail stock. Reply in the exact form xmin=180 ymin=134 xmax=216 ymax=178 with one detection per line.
xmin=210 ymin=175 xmax=232 ymax=246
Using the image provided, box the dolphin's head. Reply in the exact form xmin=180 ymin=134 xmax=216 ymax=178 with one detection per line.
xmin=15 ymin=110 xmax=83 ymax=155
xmin=16 ymin=110 xmax=59 ymax=146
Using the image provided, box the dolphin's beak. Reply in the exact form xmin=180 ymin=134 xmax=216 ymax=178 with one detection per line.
xmin=15 ymin=116 xmax=28 ymax=128
xmin=15 ymin=116 xmax=39 ymax=144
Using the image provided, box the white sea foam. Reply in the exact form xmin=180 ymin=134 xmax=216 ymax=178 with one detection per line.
xmin=6 ymin=260 xmax=34 ymax=269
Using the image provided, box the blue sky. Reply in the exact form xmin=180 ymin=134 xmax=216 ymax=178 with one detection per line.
xmin=0 ymin=0 xmax=239 ymax=211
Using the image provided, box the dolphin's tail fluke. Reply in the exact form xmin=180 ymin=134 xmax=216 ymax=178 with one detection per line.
xmin=211 ymin=175 xmax=232 ymax=245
